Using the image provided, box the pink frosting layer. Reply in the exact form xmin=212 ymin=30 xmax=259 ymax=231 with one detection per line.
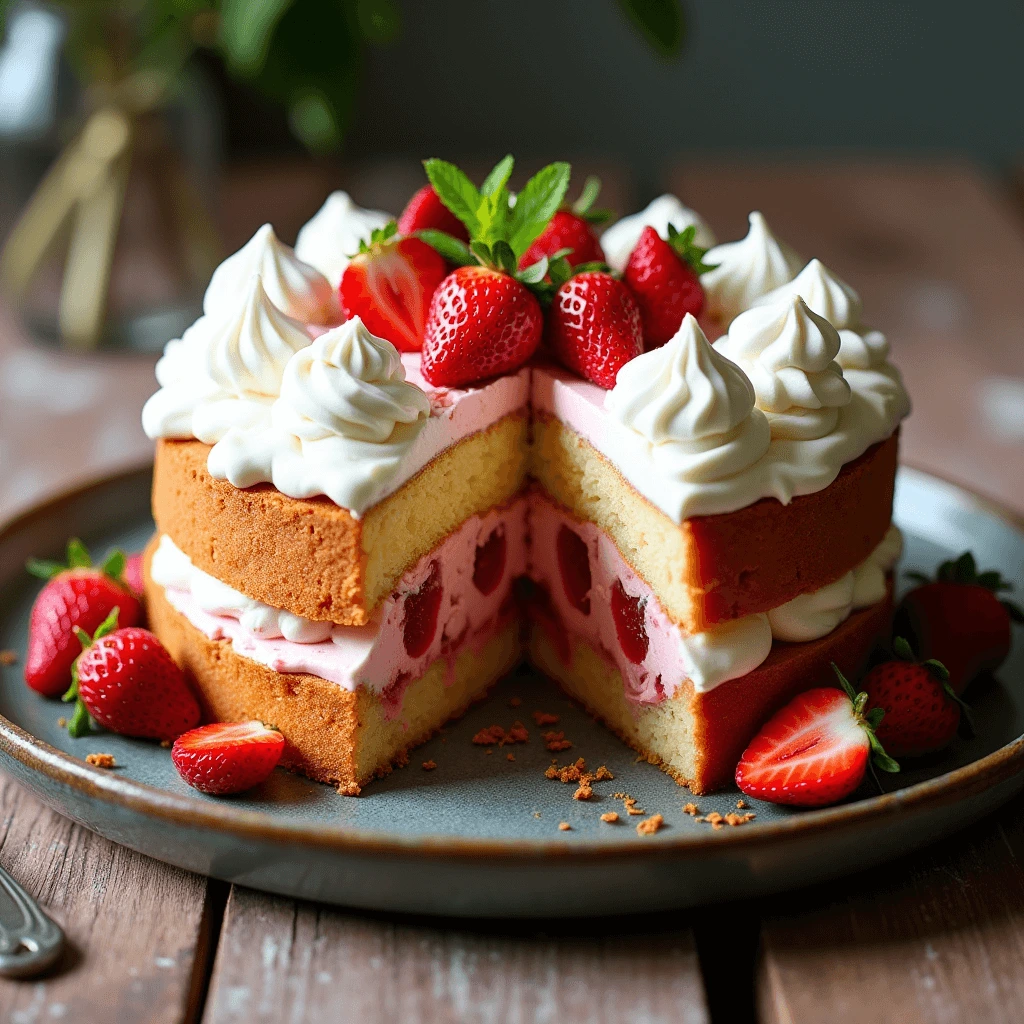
xmin=161 ymin=500 xmax=527 ymax=716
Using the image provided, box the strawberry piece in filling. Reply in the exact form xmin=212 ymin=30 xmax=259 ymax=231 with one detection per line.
xmin=611 ymin=579 xmax=649 ymax=664
xmin=556 ymin=525 xmax=592 ymax=615
xmin=472 ymin=526 xmax=507 ymax=596
xmin=402 ymin=561 xmax=443 ymax=658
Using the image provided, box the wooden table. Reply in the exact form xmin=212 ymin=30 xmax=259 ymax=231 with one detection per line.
xmin=0 ymin=159 xmax=1023 ymax=1023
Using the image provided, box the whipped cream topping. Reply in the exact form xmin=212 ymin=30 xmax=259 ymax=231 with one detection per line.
xmin=715 ymin=295 xmax=852 ymax=441
xmin=755 ymin=259 xmax=889 ymax=370
xmin=142 ymin=274 xmax=311 ymax=443
xmin=702 ymin=211 xmax=802 ymax=324
xmin=205 ymin=224 xmax=339 ymax=326
xmin=601 ymin=194 xmax=717 ymax=273
xmin=605 ymin=313 xmax=771 ymax=486
xmin=294 ymin=191 xmax=392 ymax=288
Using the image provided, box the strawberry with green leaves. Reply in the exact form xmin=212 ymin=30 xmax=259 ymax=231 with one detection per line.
xmin=897 ymin=552 xmax=1022 ymax=695
xmin=416 ymin=155 xmax=570 ymax=387
xmin=624 ymin=223 xmax=716 ymax=349
xmin=518 ymin=175 xmax=611 ymax=271
xmin=397 ymin=184 xmax=470 ymax=243
xmin=24 ymin=539 xmax=143 ymax=698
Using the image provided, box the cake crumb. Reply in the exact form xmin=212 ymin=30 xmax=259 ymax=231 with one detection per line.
xmin=698 ymin=811 xmax=726 ymax=830
xmin=593 ymin=765 xmax=614 ymax=781
xmin=600 ymin=811 xmax=619 ymax=823
xmin=421 ymin=760 xmax=437 ymax=771
xmin=683 ymin=802 xmax=700 ymax=816
xmin=338 ymin=783 xmax=361 ymax=797
xmin=506 ymin=753 xmax=515 ymax=762
xmin=558 ymin=822 xmax=571 ymax=831
xmin=85 ymin=753 xmax=115 ymax=769
xmin=612 ymin=792 xmax=646 ymax=815
xmin=543 ymin=730 xmax=572 ymax=752
xmin=736 ymin=799 xmax=749 ymax=809
xmin=509 ymin=696 xmax=522 ymax=707
xmin=485 ymin=749 xmax=493 ymax=755
xmin=636 ymin=814 xmax=664 ymax=836
xmin=531 ymin=711 xmax=559 ymax=726
xmin=0 ymin=650 xmax=17 ymax=666
xmin=472 ymin=725 xmax=505 ymax=746
xmin=546 ymin=757 xmax=587 ymax=783
xmin=725 ymin=812 xmax=756 ymax=826
xmin=57 ymin=717 xmax=67 ymax=729
xmin=573 ymin=783 xmax=593 ymax=801
xmin=533 ymin=811 xmax=542 ymax=819
xmin=160 ymin=739 xmax=171 ymax=748
xmin=502 ymin=721 xmax=529 ymax=745
xmin=394 ymin=750 xmax=410 ymax=768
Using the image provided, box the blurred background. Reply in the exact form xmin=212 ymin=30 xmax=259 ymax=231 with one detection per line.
xmin=0 ymin=0 xmax=1022 ymax=522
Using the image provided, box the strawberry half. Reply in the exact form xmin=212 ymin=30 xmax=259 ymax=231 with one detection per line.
xmin=339 ymin=221 xmax=448 ymax=352
xmin=65 ymin=609 xmax=200 ymax=740
xmin=172 ymin=721 xmax=285 ymax=795
xmin=518 ymin=176 xmax=611 ymax=270
xmin=736 ymin=664 xmax=898 ymax=807
xmin=624 ymin=224 xmax=714 ymax=350
xmin=862 ymin=637 xmax=969 ymax=757
xmin=547 ymin=270 xmax=643 ymax=388
xmin=398 ymin=185 xmax=470 ymax=243
xmin=896 ymin=552 xmax=1022 ymax=694
xmin=25 ymin=539 xmax=142 ymax=698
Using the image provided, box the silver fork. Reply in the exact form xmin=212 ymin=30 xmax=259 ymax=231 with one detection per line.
xmin=0 ymin=864 xmax=64 ymax=978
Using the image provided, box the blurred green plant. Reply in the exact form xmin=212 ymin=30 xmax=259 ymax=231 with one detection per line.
xmin=0 ymin=0 xmax=684 ymax=152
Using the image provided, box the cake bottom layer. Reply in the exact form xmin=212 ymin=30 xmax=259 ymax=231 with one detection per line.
xmin=528 ymin=588 xmax=893 ymax=794
xmin=146 ymin=579 xmax=521 ymax=791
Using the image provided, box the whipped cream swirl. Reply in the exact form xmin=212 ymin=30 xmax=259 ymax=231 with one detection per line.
xmin=601 ymin=194 xmax=717 ymax=273
xmin=702 ymin=211 xmax=802 ymax=324
xmin=756 ymin=259 xmax=889 ymax=370
xmin=716 ymin=295 xmax=851 ymax=441
xmin=606 ymin=313 xmax=770 ymax=484
xmin=205 ymin=223 xmax=339 ymax=326
xmin=294 ymin=191 xmax=392 ymax=288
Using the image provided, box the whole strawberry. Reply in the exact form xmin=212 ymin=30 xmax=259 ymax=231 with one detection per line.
xmin=339 ymin=221 xmax=448 ymax=352
xmin=736 ymin=664 xmax=898 ymax=807
xmin=172 ymin=721 xmax=285 ymax=795
xmin=548 ymin=271 xmax=643 ymax=388
xmin=65 ymin=610 xmax=200 ymax=740
xmin=862 ymin=637 xmax=968 ymax=757
xmin=896 ymin=552 xmax=1022 ymax=695
xmin=25 ymin=539 xmax=142 ymax=698
xmin=518 ymin=176 xmax=610 ymax=270
xmin=397 ymin=184 xmax=470 ymax=243
xmin=418 ymin=156 xmax=570 ymax=387
xmin=624 ymin=224 xmax=714 ymax=349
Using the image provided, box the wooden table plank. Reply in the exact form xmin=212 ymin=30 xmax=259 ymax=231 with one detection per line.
xmin=0 ymin=776 xmax=217 ymax=1023
xmin=668 ymin=159 xmax=1024 ymax=513
xmin=757 ymin=793 xmax=1024 ymax=1024
xmin=202 ymin=886 xmax=709 ymax=1024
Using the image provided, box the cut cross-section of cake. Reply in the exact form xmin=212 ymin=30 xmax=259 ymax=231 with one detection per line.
xmin=140 ymin=168 xmax=911 ymax=796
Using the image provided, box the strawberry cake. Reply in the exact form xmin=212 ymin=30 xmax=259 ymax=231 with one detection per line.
xmin=140 ymin=158 xmax=909 ymax=795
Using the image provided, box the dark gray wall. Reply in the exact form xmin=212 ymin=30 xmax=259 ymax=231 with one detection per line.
xmin=346 ymin=0 xmax=1024 ymax=185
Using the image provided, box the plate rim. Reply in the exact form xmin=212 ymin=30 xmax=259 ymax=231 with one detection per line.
xmin=1 ymin=462 xmax=1022 ymax=864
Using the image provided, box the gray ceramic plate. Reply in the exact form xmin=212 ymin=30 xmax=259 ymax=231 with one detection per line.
xmin=0 ymin=466 xmax=1021 ymax=918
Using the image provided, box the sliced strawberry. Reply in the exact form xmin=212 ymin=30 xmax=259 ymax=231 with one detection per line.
xmin=473 ymin=527 xmax=507 ymax=596
xmin=172 ymin=721 xmax=285 ymax=795
xmin=547 ymin=270 xmax=643 ymax=388
xmin=519 ymin=176 xmax=611 ymax=270
xmin=398 ymin=185 xmax=470 ymax=243
xmin=624 ymin=224 xmax=712 ymax=349
xmin=25 ymin=540 xmax=142 ymax=698
xmin=611 ymin=580 xmax=648 ymax=664
xmin=896 ymin=552 xmax=1021 ymax=694
xmin=67 ymin=613 xmax=200 ymax=740
xmin=339 ymin=222 xmax=448 ymax=352
xmin=736 ymin=667 xmax=899 ymax=807
xmin=402 ymin=561 xmax=443 ymax=658
xmin=557 ymin=525 xmax=591 ymax=615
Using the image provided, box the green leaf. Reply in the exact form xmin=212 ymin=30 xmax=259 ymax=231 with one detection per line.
xmin=480 ymin=155 xmax=515 ymax=198
xmin=62 ymin=661 xmax=79 ymax=704
xmin=100 ymin=550 xmax=126 ymax=582
xmin=904 ymin=570 xmax=932 ymax=585
xmin=923 ymin=658 xmax=950 ymax=682
xmin=72 ymin=626 xmax=92 ymax=652
xmin=667 ymin=223 xmax=718 ymax=275
xmin=94 ymin=607 xmax=120 ymax=641
xmin=892 ymin=636 xmax=916 ymax=662
xmin=572 ymin=176 xmax=602 ymax=216
xmin=66 ymin=538 xmax=91 ymax=570
xmin=219 ymin=0 xmax=295 ymax=74
xmin=25 ymin=558 xmax=66 ymax=581
xmin=492 ymin=240 xmax=517 ymax=274
xmin=868 ymin=731 xmax=900 ymax=773
xmin=548 ymin=257 xmax=574 ymax=288
xmin=417 ymin=230 xmax=474 ymax=266
xmin=830 ymin=661 xmax=857 ymax=703
xmin=616 ymin=0 xmax=686 ymax=59
xmin=570 ymin=260 xmax=612 ymax=275
xmin=470 ymin=241 xmax=493 ymax=267
xmin=356 ymin=0 xmax=401 ymax=43
xmin=507 ymin=162 xmax=571 ymax=261
xmin=289 ymin=90 xmax=341 ymax=153
xmin=953 ymin=551 xmax=977 ymax=584
xmin=424 ymin=159 xmax=482 ymax=239
xmin=517 ymin=257 xmax=549 ymax=285
xmin=66 ymin=697 xmax=94 ymax=738
xmin=1004 ymin=600 xmax=1024 ymax=625
xmin=865 ymin=707 xmax=885 ymax=729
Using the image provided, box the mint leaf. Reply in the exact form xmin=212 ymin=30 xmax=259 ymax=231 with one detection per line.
xmin=508 ymin=162 xmax=571 ymax=260
xmin=470 ymin=241 xmax=493 ymax=266
xmin=417 ymin=230 xmax=473 ymax=266
xmin=480 ymin=155 xmax=514 ymax=198
xmin=492 ymin=240 xmax=517 ymax=274
xmin=424 ymin=159 xmax=482 ymax=238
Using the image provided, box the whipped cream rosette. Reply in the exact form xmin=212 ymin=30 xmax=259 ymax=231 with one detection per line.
xmin=715 ymin=294 xmax=852 ymax=441
xmin=702 ymin=211 xmax=803 ymax=324
xmin=601 ymin=194 xmax=717 ymax=273
xmin=204 ymin=223 xmax=339 ymax=326
xmin=295 ymin=191 xmax=392 ymax=288
xmin=606 ymin=313 xmax=771 ymax=485
xmin=755 ymin=258 xmax=889 ymax=370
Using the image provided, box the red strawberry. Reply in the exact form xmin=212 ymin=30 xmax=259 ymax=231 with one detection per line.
xmin=66 ymin=611 xmax=200 ymax=740
xmin=25 ymin=539 xmax=142 ymax=698
xmin=397 ymin=185 xmax=470 ymax=243
xmin=472 ymin=526 xmax=507 ymax=596
xmin=172 ymin=721 xmax=285 ymax=795
xmin=895 ymin=552 xmax=1021 ymax=694
xmin=519 ymin=176 xmax=611 ymax=270
xmin=124 ymin=552 xmax=145 ymax=597
xmin=736 ymin=665 xmax=898 ymax=807
xmin=624 ymin=224 xmax=712 ymax=349
xmin=547 ymin=271 xmax=642 ymax=388
xmin=402 ymin=561 xmax=443 ymax=657
xmin=421 ymin=266 xmax=543 ymax=387
xmin=340 ymin=222 xmax=448 ymax=352
xmin=861 ymin=638 xmax=967 ymax=757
